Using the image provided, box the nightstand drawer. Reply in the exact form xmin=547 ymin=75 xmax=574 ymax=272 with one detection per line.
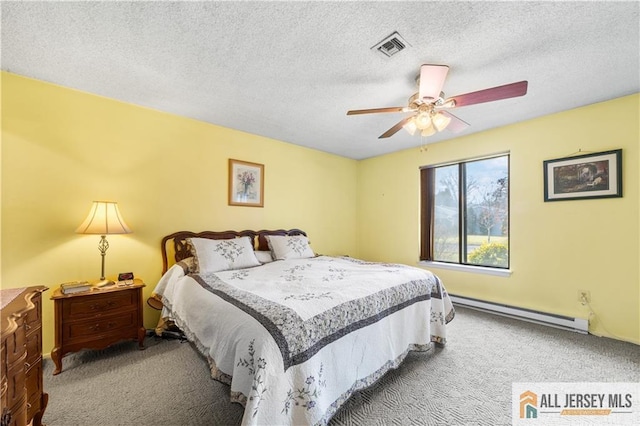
xmin=64 ymin=310 xmax=137 ymax=341
xmin=64 ymin=290 xmax=137 ymax=318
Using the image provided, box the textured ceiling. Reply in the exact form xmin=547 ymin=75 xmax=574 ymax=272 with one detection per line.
xmin=2 ymin=1 xmax=639 ymax=160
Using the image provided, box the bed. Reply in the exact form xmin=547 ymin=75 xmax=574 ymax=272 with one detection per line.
xmin=152 ymin=229 xmax=454 ymax=425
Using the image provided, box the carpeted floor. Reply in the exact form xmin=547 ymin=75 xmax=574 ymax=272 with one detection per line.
xmin=42 ymin=306 xmax=639 ymax=425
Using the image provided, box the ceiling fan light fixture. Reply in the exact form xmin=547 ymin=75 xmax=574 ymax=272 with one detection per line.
xmin=432 ymin=112 xmax=452 ymax=132
xmin=415 ymin=112 xmax=432 ymax=130
xmin=346 ymin=64 xmax=526 ymax=140
xmin=421 ymin=123 xmax=436 ymax=137
xmin=403 ymin=118 xmax=417 ymax=135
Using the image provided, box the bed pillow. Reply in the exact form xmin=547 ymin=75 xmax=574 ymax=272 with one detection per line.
xmin=186 ymin=236 xmax=260 ymax=273
xmin=255 ymin=250 xmax=274 ymax=264
xmin=266 ymin=235 xmax=315 ymax=260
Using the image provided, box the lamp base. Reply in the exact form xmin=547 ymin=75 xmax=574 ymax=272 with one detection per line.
xmin=94 ymin=279 xmax=115 ymax=288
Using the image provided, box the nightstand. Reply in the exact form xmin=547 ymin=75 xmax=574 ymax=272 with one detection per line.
xmin=50 ymin=279 xmax=145 ymax=375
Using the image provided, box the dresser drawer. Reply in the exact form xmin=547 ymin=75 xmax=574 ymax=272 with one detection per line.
xmin=63 ymin=310 xmax=137 ymax=342
xmin=1 ymin=376 xmax=7 ymax=402
xmin=64 ymin=290 xmax=138 ymax=318
xmin=26 ymin=360 xmax=43 ymax=419
xmin=4 ymin=398 xmax=27 ymax=426
xmin=24 ymin=293 xmax=42 ymax=332
xmin=25 ymin=331 xmax=42 ymax=367
xmin=5 ymin=317 xmax=26 ymax=367
xmin=6 ymin=353 xmax=26 ymax=409
xmin=1 ymin=340 xmax=6 ymax=383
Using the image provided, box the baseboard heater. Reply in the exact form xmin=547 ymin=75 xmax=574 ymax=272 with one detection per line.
xmin=449 ymin=294 xmax=589 ymax=334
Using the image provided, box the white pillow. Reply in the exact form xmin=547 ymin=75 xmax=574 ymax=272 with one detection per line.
xmin=266 ymin=235 xmax=315 ymax=260
xmin=255 ymin=250 xmax=274 ymax=264
xmin=187 ymin=236 xmax=260 ymax=273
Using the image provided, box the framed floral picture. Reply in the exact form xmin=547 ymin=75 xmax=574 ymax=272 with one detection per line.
xmin=228 ymin=159 xmax=264 ymax=207
xmin=543 ymin=149 xmax=622 ymax=201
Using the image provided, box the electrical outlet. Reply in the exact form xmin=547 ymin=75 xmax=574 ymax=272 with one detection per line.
xmin=578 ymin=290 xmax=591 ymax=304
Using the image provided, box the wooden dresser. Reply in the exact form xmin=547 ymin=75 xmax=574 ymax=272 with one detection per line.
xmin=1 ymin=286 xmax=48 ymax=426
xmin=50 ymin=280 xmax=145 ymax=375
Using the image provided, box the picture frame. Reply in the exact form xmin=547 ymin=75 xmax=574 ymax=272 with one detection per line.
xmin=543 ymin=149 xmax=622 ymax=202
xmin=228 ymin=159 xmax=264 ymax=207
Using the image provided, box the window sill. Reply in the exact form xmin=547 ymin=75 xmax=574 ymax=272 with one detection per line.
xmin=418 ymin=261 xmax=512 ymax=277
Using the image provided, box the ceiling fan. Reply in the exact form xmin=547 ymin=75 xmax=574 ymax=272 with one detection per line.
xmin=347 ymin=64 xmax=528 ymax=139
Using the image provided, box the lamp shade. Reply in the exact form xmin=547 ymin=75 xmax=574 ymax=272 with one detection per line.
xmin=76 ymin=201 xmax=132 ymax=235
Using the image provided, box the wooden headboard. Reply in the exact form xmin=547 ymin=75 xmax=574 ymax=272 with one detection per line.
xmin=160 ymin=229 xmax=307 ymax=274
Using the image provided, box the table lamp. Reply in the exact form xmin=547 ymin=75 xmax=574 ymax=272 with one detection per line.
xmin=76 ymin=201 xmax=132 ymax=286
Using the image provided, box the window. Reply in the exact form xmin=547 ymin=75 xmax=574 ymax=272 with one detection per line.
xmin=420 ymin=154 xmax=509 ymax=269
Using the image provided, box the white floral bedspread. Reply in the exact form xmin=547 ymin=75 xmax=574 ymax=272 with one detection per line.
xmin=154 ymin=256 xmax=454 ymax=425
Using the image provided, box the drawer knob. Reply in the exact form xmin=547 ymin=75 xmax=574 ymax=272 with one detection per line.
xmin=24 ymin=361 xmax=31 ymax=369
xmin=89 ymin=321 xmax=117 ymax=331
xmin=90 ymin=300 xmax=118 ymax=311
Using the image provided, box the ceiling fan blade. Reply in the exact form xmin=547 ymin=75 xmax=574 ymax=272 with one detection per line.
xmin=439 ymin=111 xmax=470 ymax=133
xmin=446 ymin=81 xmax=528 ymax=108
xmin=418 ymin=64 xmax=449 ymax=101
xmin=379 ymin=116 xmax=414 ymax=139
xmin=347 ymin=106 xmax=407 ymax=115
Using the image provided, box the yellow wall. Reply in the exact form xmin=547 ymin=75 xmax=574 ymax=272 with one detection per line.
xmin=1 ymin=72 xmax=358 ymax=354
xmin=2 ymin=71 xmax=638 ymax=355
xmin=357 ymin=94 xmax=640 ymax=344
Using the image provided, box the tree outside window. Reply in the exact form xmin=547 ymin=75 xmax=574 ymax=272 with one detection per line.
xmin=421 ymin=155 xmax=509 ymax=269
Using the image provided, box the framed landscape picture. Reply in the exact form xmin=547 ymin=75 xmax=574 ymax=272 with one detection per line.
xmin=228 ymin=159 xmax=264 ymax=207
xmin=543 ymin=149 xmax=622 ymax=202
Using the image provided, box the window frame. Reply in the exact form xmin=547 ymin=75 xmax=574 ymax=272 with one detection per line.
xmin=420 ymin=153 xmax=511 ymax=271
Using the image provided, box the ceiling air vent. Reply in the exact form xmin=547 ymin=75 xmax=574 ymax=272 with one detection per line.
xmin=371 ymin=32 xmax=410 ymax=58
